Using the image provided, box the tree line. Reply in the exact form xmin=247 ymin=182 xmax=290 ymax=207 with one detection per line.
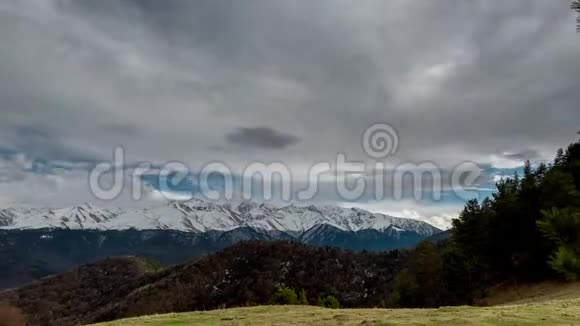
xmin=392 ymin=137 xmax=580 ymax=307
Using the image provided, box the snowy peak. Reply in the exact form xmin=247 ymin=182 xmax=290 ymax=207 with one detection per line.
xmin=46 ymin=204 xmax=121 ymax=227
xmin=0 ymin=208 xmax=16 ymax=227
xmin=2 ymin=204 xmax=121 ymax=230
xmin=0 ymin=199 xmax=441 ymax=236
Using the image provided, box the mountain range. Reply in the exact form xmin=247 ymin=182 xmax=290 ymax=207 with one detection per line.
xmin=0 ymin=199 xmax=440 ymax=236
xmin=0 ymin=199 xmax=441 ymax=289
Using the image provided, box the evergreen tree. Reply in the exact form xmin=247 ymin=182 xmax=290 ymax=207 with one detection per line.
xmin=538 ymin=208 xmax=580 ymax=280
xmin=391 ymin=138 xmax=580 ymax=307
xmin=317 ymin=295 xmax=340 ymax=309
xmin=273 ymin=288 xmax=298 ymax=305
xmin=391 ymin=242 xmax=444 ymax=307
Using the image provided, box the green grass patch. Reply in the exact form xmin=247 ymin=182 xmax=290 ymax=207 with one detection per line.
xmin=94 ymin=296 xmax=580 ymax=326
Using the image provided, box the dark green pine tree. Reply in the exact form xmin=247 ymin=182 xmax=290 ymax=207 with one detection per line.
xmin=538 ymin=208 xmax=580 ymax=280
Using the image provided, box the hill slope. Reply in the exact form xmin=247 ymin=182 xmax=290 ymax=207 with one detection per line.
xmin=94 ymin=298 xmax=580 ymax=326
xmin=0 ymin=256 xmax=160 ymax=326
xmin=0 ymin=241 xmax=409 ymax=325
xmin=478 ymin=281 xmax=580 ymax=306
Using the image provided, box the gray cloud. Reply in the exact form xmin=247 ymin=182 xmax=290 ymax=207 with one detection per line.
xmin=500 ymin=149 xmax=542 ymax=162
xmin=0 ymin=125 xmax=100 ymax=163
xmin=0 ymin=0 xmax=579 ymax=218
xmin=1 ymin=0 xmax=578 ymax=167
xmin=99 ymin=123 xmax=141 ymax=137
xmin=226 ymin=127 xmax=300 ymax=150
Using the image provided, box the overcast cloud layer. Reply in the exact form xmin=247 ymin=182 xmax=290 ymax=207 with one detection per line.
xmin=0 ymin=0 xmax=579 ymax=227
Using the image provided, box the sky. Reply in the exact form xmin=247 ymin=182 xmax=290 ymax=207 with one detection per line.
xmin=0 ymin=0 xmax=579 ymax=229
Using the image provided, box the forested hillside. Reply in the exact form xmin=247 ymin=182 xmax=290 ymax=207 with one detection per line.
xmin=0 ymin=241 xmax=409 ymax=325
xmin=392 ymin=138 xmax=580 ymax=307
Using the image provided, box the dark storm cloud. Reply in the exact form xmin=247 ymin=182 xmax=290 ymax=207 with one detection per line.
xmin=14 ymin=126 xmax=56 ymax=141
xmin=0 ymin=123 xmax=106 ymax=164
xmin=226 ymin=127 xmax=300 ymax=150
xmin=1 ymin=0 xmax=578 ymax=165
xmin=3 ymin=125 xmax=99 ymax=163
xmin=0 ymin=0 xmax=579 ymax=213
xmin=500 ymin=149 xmax=542 ymax=162
xmin=99 ymin=123 xmax=141 ymax=137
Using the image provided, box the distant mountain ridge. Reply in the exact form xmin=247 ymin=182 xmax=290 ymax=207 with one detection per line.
xmin=0 ymin=200 xmax=441 ymax=289
xmin=0 ymin=199 xmax=441 ymax=236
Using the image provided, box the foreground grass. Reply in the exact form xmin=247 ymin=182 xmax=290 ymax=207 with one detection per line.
xmin=479 ymin=281 xmax=580 ymax=306
xmin=95 ymin=297 xmax=580 ymax=326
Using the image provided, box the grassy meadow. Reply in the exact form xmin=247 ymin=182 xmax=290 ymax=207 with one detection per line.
xmin=95 ymin=295 xmax=580 ymax=326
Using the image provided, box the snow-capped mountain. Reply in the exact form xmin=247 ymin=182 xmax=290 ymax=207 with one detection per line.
xmin=0 ymin=199 xmax=441 ymax=236
xmin=0 ymin=200 xmax=443 ymax=289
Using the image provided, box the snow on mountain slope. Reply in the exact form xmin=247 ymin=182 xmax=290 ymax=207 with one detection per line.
xmin=0 ymin=208 xmax=17 ymax=227
xmin=0 ymin=199 xmax=441 ymax=236
xmin=1 ymin=204 xmax=122 ymax=230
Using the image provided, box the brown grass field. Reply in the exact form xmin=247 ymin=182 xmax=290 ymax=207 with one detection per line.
xmin=95 ymin=283 xmax=580 ymax=326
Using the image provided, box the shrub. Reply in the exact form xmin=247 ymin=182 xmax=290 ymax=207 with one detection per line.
xmin=549 ymin=246 xmax=580 ymax=281
xmin=142 ymin=258 xmax=163 ymax=272
xmin=0 ymin=304 xmax=26 ymax=326
xmin=297 ymin=289 xmax=308 ymax=305
xmin=273 ymin=287 xmax=298 ymax=305
xmin=317 ymin=295 xmax=340 ymax=309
